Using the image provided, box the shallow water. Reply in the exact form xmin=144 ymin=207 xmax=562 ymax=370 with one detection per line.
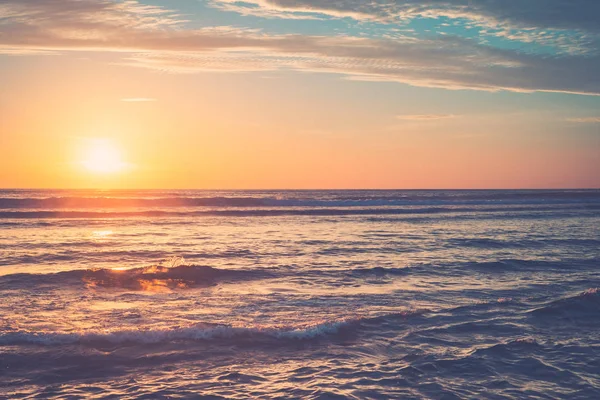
xmin=1 ymin=190 xmax=599 ymax=399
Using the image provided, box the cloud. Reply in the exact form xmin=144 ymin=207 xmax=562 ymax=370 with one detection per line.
xmin=116 ymin=36 xmax=600 ymax=96
xmin=211 ymin=0 xmax=600 ymax=54
xmin=0 ymin=0 xmax=599 ymax=96
xmin=396 ymin=114 xmax=457 ymax=121
xmin=210 ymin=0 xmax=600 ymax=33
xmin=567 ymin=117 xmax=600 ymax=123
xmin=208 ymin=1 xmax=326 ymax=20
xmin=0 ymin=0 xmax=184 ymax=30
xmin=121 ymin=98 xmax=158 ymax=102
xmin=0 ymin=48 xmax=58 ymax=55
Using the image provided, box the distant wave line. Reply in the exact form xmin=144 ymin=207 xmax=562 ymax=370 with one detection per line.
xmin=0 ymin=192 xmax=599 ymax=210
xmin=0 ymin=205 xmax=597 ymax=219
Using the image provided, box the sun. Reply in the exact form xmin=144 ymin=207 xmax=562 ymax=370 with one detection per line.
xmin=82 ymin=139 xmax=128 ymax=174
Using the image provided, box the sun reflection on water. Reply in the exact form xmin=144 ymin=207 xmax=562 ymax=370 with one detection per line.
xmin=92 ymin=230 xmax=114 ymax=238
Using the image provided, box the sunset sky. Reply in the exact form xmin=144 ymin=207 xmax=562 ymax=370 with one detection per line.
xmin=1 ymin=0 xmax=599 ymax=189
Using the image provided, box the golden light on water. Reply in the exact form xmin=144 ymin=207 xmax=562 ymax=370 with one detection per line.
xmin=92 ymin=230 xmax=114 ymax=238
xmin=81 ymin=139 xmax=127 ymax=174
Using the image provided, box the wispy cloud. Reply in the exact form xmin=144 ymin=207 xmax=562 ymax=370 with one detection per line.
xmin=567 ymin=117 xmax=600 ymax=123
xmin=211 ymin=0 xmax=600 ymax=54
xmin=208 ymin=0 xmax=327 ymax=20
xmin=0 ymin=1 xmax=599 ymax=95
xmin=121 ymin=98 xmax=158 ymax=102
xmin=0 ymin=48 xmax=58 ymax=55
xmin=211 ymin=0 xmax=600 ymax=33
xmin=396 ymin=114 xmax=457 ymax=121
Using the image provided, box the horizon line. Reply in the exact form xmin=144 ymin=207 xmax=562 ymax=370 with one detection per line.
xmin=0 ymin=187 xmax=598 ymax=191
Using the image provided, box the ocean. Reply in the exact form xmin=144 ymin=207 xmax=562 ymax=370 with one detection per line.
xmin=1 ymin=189 xmax=599 ymax=399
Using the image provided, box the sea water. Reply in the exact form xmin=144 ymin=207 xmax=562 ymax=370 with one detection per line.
xmin=1 ymin=189 xmax=599 ymax=399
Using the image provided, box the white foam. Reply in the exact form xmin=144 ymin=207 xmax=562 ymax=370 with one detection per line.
xmin=0 ymin=320 xmax=353 ymax=346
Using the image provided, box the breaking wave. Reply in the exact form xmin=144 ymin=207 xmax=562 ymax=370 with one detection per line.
xmin=0 ymin=311 xmax=427 ymax=347
xmin=0 ymin=264 xmax=273 ymax=290
xmin=2 ymin=257 xmax=595 ymax=292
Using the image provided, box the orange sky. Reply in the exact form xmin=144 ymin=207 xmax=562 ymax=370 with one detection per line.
xmin=0 ymin=0 xmax=599 ymax=189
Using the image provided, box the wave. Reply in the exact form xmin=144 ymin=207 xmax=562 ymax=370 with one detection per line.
xmin=458 ymin=258 xmax=598 ymax=273
xmin=445 ymin=297 xmax=520 ymax=313
xmin=0 ymin=323 xmax=346 ymax=346
xmin=413 ymin=321 xmax=526 ymax=338
xmin=0 ymin=264 xmax=273 ymax=291
xmin=0 ymin=196 xmax=267 ymax=209
xmin=349 ymin=266 xmax=413 ymax=276
xmin=1 ymin=194 xmax=600 ymax=211
xmin=448 ymin=238 xmax=600 ymax=249
xmin=530 ymin=288 xmax=600 ymax=318
xmin=0 ymin=249 xmax=259 ymax=267
xmin=0 ymin=205 xmax=593 ymax=219
xmin=0 ymin=311 xmax=426 ymax=347
xmin=1 ymin=190 xmax=599 ymax=210
xmin=430 ymin=337 xmax=541 ymax=361
xmin=2 ymin=257 xmax=595 ymax=291
xmin=345 ymin=259 xmax=598 ymax=278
